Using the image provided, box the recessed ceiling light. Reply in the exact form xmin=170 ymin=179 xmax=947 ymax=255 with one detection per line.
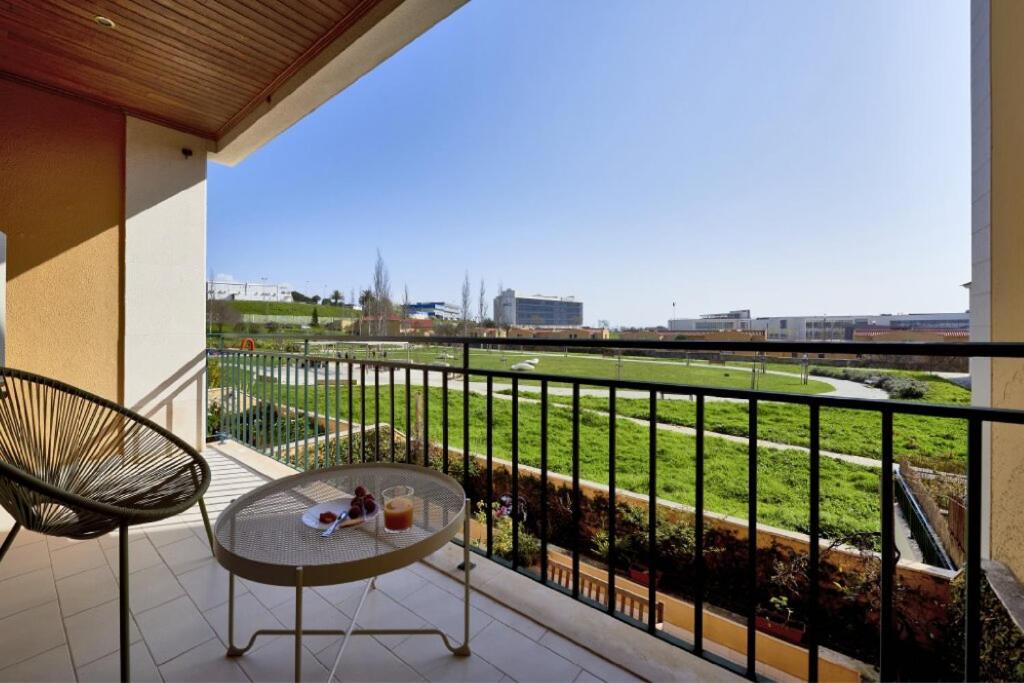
xmin=93 ymin=15 xmax=116 ymax=29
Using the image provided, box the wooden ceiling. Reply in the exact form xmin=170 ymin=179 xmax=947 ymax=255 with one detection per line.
xmin=0 ymin=0 xmax=390 ymax=139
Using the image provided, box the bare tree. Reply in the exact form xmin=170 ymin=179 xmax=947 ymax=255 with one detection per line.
xmin=460 ymin=271 xmax=471 ymax=335
xmin=402 ymin=284 xmax=410 ymax=321
xmin=208 ymin=299 xmax=242 ymax=333
xmin=477 ymin=279 xmax=487 ymax=325
xmin=494 ymin=280 xmax=504 ymax=326
xmin=372 ymin=249 xmax=392 ymax=335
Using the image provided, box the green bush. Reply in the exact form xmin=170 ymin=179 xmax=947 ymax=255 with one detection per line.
xmin=473 ymin=501 xmax=541 ymax=567
xmin=811 ymin=366 xmax=927 ymax=399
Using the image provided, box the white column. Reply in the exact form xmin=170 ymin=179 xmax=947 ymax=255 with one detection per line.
xmin=124 ymin=117 xmax=209 ymax=449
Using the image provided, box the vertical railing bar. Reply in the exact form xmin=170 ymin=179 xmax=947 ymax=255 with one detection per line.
xmin=390 ymin=367 xmax=396 ymax=462
xmin=572 ymin=383 xmax=581 ymax=599
xmin=607 ymin=385 xmax=617 ymax=616
xmin=302 ymin=355 xmax=309 ymax=470
xmin=241 ymin=352 xmax=247 ymax=445
xmin=511 ymin=376 xmax=520 ymax=571
xmin=285 ymin=357 xmax=292 ymax=466
xmin=359 ymin=362 xmax=366 ymax=463
xmin=462 ymin=342 xmax=470 ymax=491
xmin=647 ymin=389 xmax=657 ymax=634
xmin=965 ymin=417 xmax=982 ymax=682
xmin=695 ymin=393 xmax=705 ymax=655
xmin=334 ymin=359 xmax=340 ymax=467
xmin=747 ymin=397 xmax=758 ymax=678
xmin=313 ymin=357 xmax=319 ymax=467
xmin=807 ymin=403 xmax=821 ymax=681
xmin=442 ymin=371 xmax=449 ymax=474
xmin=347 ymin=361 xmax=354 ymax=464
xmin=262 ymin=352 xmax=269 ymax=455
xmin=486 ymin=375 xmax=494 ymax=557
xmin=405 ymin=367 xmax=412 ymax=463
xmin=880 ymin=409 xmax=895 ymax=682
xmin=540 ymin=379 xmax=549 ymax=584
xmin=375 ymin=365 xmax=381 ymax=462
xmin=423 ymin=368 xmax=430 ymax=467
xmin=278 ymin=354 xmax=284 ymax=462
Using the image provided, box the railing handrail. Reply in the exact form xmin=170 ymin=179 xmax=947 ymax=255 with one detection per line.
xmin=204 ymin=332 xmax=1018 ymax=358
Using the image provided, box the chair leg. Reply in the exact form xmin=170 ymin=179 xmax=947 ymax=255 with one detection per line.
xmin=119 ymin=522 xmax=130 ymax=683
xmin=0 ymin=522 xmax=21 ymax=563
xmin=198 ymin=497 xmax=215 ymax=556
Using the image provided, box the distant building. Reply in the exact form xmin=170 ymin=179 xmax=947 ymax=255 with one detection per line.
xmin=207 ymin=280 xmax=292 ymax=302
xmin=668 ymin=310 xmax=752 ymax=332
xmin=669 ymin=309 xmax=969 ymax=341
xmin=407 ymin=301 xmax=460 ymax=321
xmin=493 ymin=289 xmax=583 ymax=327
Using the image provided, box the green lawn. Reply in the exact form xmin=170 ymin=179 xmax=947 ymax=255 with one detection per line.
xmin=236 ymin=379 xmax=881 ymax=541
xmin=227 ymin=300 xmax=357 ymax=317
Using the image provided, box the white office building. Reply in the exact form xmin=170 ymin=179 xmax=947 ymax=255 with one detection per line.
xmin=669 ymin=309 xmax=969 ymax=341
xmin=207 ymin=280 xmax=293 ymax=302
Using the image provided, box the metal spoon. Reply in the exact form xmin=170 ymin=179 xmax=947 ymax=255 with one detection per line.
xmin=321 ymin=509 xmax=349 ymax=537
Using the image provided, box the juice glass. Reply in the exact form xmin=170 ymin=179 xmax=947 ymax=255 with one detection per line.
xmin=382 ymin=485 xmax=414 ymax=532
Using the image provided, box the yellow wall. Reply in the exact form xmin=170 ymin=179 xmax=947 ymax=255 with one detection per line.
xmin=0 ymin=79 xmax=124 ymax=401
xmin=987 ymin=0 xmax=1024 ymax=579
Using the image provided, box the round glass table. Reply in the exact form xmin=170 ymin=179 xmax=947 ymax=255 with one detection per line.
xmin=213 ymin=463 xmax=470 ymax=682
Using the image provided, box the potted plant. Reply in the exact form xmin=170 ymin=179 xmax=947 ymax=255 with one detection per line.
xmin=756 ymin=595 xmax=806 ymax=645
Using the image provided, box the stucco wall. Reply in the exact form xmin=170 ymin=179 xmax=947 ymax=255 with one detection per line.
xmin=0 ymin=79 xmax=123 ymax=400
xmin=984 ymin=0 xmax=1024 ymax=580
xmin=124 ymin=117 xmax=208 ymax=449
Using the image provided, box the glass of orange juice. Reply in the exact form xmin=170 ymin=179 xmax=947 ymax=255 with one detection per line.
xmin=382 ymin=485 xmax=415 ymax=532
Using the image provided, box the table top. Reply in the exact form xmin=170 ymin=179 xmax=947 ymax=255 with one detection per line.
xmin=213 ymin=463 xmax=467 ymax=587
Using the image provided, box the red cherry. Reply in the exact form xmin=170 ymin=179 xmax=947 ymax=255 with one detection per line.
xmin=354 ymin=485 xmax=367 ymax=498
xmin=364 ymin=500 xmax=377 ymax=515
xmin=348 ymin=506 xmax=362 ymax=519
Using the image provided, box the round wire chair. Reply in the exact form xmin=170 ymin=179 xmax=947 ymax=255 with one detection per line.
xmin=0 ymin=367 xmax=213 ymax=683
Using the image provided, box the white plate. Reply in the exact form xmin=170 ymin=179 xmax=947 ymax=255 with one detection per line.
xmin=302 ymin=497 xmax=378 ymax=531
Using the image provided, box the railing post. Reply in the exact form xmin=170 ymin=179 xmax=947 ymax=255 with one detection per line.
xmin=965 ymin=418 xmax=983 ymax=682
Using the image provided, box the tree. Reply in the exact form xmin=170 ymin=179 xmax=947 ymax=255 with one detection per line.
xmin=478 ymin=279 xmax=487 ymax=324
xmin=330 ymin=289 xmax=343 ymax=306
xmin=372 ymin=250 xmax=392 ymax=336
xmin=208 ymin=299 xmax=242 ymax=333
xmin=291 ymin=290 xmax=312 ymax=303
xmin=460 ymin=271 xmax=471 ymax=335
xmin=402 ymin=284 xmax=410 ymax=320
xmin=311 ymin=307 xmax=319 ymax=327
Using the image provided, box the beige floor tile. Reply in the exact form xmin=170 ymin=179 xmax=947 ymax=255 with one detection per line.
xmin=239 ymin=577 xmax=295 ymax=609
xmin=8 ymin=528 xmax=46 ymax=549
xmin=393 ymin=635 xmax=504 ymax=683
xmin=314 ymin=632 xmax=424 ymax=683
xmin=204 ymin=591 xmax=283 ymax=654
xmin=145 ymin=524 xmax=196 ymax=549
xmin=313 ymin=578 xmax=369 ymax=607
xmin=55 ymin=565 xmax=118 ymax=617
xmin=159 ymin=638 xmax=248 ymax=683
xmin=156 ymin=535 xmax=214 ymax=576
xmin=50 ymin=540 xmax=106 ymax=581
xmin=76 ymin=641 xmax=161 ymax=682
xmin=178 ymin=560 xmax=245 ymax=611
xmin=539 ymin=631 xmax=641 ymax=683
xmin=64 ymin=599 xmax=142 ymax=667
xmin=0 ymin=644 xmax=74 ymax=682
xmin=0 ymin=602 xmax=66 ymax=670
xmin=375 ymin=567 xmax=430 ymax=601
xmin=575 ymin=670 xmax=604 ymax=682
xmin=337 ymin=588 xmax=428 ymax=648
xmin=0 ymin=566 xmax=58 ymax=620
xmin=271 ymin=589 xmax=349 ymax=654
xmin=470 ymin=621 xmax=581 ymax=683
xmin=236 ymin=636 xmax=329 ymax=683
xmin=103 ymin=536 xmax=164 ymax=577
xmin=401 ymin=580 xmax=492 ymax=642
xmin=466 ymin=590 xmax=547 ymax=641
xmin=134 ymin=595 xmax=215 ymax=664
xmin=126 ymin=562 xmax=186 ymax=614
xmin=0 ymin=539 xmax=50 ymax=582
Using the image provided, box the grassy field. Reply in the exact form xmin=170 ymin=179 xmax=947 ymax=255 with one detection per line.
xmin=227 ymin=300 xmax=357 ymax=317
xmin=238 ymin=379 xmax=881 ymax=541
xmin=538 ymin=393 xmax=967 ymax=473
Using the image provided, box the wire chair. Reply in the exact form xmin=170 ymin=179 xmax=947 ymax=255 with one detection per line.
xmin=0 ymin=368 xmax=213 ymax=683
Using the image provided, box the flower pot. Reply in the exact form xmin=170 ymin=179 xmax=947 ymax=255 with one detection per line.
xmin=627 ymin=566 xmax=663 ymax=588
xmin=755 ymin=615 xmax=806 ymax=645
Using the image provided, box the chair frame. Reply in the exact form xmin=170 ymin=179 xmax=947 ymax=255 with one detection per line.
xmin=0 ymin=368 xmax=214 ymax=683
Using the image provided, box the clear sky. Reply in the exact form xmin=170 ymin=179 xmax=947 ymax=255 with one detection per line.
xmin=208 ymin=0 xmax=970 ymax=328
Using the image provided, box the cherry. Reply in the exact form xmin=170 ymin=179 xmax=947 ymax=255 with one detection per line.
xmin=354 ymin=485 xmax=367 ymax=498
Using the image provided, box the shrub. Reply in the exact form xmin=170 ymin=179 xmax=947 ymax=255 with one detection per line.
xmin=473 ymin=501 xmax=541 ymax=567
xmin=811 ymin=366 xmax=927 ymax=399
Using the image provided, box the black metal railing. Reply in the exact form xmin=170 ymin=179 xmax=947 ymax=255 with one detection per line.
xmin=206 ymin=334 xmax=1020 ymax=682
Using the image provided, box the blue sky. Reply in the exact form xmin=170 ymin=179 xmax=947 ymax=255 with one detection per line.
xmin=208 ymin=0 xmax=970 ymax=328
